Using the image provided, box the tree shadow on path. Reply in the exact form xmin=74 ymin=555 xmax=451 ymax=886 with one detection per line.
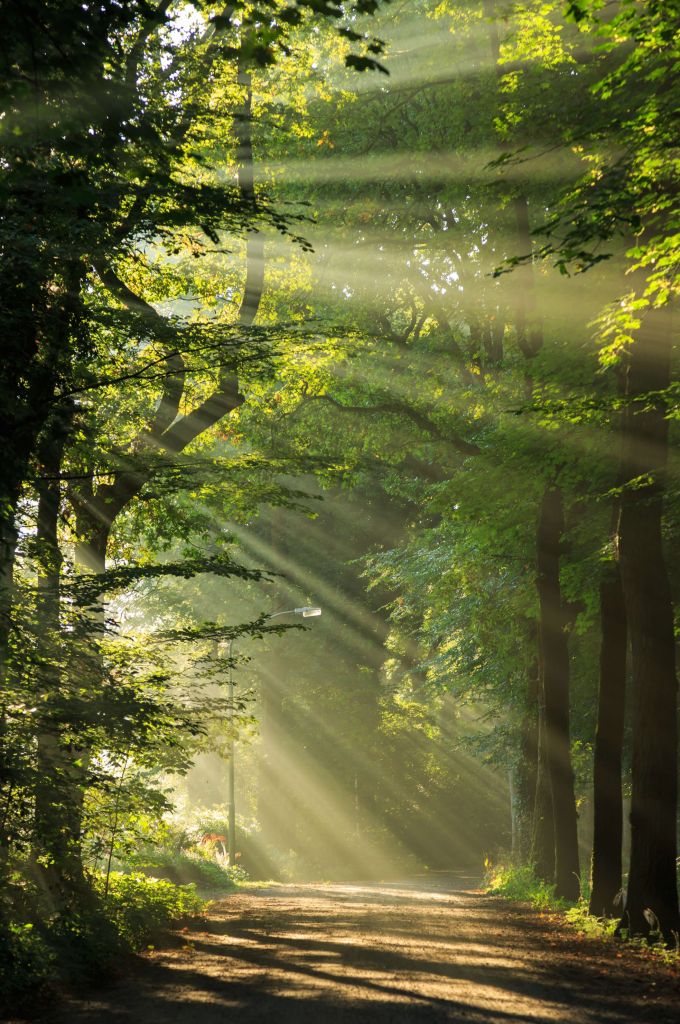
xmin=33 ymin=881 xmax=680 ymax=1024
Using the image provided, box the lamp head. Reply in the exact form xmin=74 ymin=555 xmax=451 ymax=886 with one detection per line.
xmin=295 ymin=606 xmax=322 ymax=617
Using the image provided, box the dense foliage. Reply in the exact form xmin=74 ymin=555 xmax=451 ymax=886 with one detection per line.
xmin=1 ymin=0 xmax=679 ymax=1009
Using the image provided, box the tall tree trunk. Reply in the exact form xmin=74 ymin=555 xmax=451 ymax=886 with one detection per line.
xmin=486 ymin=4 xmax=555 ymax=882
xmin=589 ymin=559 xmax=627 ymax=917
xmin=515 ymin=654 xmax=539 ymax=863
xmin=531 ymin=692 xmax=555 ymax=883
xmin=2 ymin=267 xmax=83 ymax=885
xmin=33 ymin=423 xmax=94 ymax=906
xmin=618 ymin=304 xmax=679 ymax=941
xmin=0 ymin=497 xmax=19 ymax=881
xmin=537 ymin=486 xmax=580 ymax=901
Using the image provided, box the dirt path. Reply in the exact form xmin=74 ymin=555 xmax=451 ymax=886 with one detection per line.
xmin=29 ymin=876 xmax=680 ymax=1023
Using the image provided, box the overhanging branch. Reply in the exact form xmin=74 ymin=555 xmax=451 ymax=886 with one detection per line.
xmin=308 ymin=394 xmax=481 ymax=456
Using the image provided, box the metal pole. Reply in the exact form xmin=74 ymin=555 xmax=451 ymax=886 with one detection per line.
xmin=228 ymin=637 xmax=236 ymax=867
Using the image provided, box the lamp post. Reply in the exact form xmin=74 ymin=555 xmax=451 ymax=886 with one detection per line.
xmin=226 ymin=636 xmax=236 ymax=868
xmin=224 ymin=605 xmax=322 ymax=867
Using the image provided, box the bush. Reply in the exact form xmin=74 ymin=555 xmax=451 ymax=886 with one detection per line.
xmin=94 ymin=872 xmax=206 ymax=950
xmin=1 ymin=870 xmax=208 ymax=1014
xmin=119 ymin=848 xmax=242 ymax=891
xmin=484 ymin=862 xmax=565 ymax=910
xmin=0 ymin=921 xmax=56 ymax=1011
xmin=564 ymin=901 xmax=619 ymax=939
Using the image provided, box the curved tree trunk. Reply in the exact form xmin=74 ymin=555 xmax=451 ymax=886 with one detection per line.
xmin=58 ymin=70 xmax=265 ymax=878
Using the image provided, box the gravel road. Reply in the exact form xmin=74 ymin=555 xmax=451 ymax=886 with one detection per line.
xmin=23 ymin=875 xmax=680 ymax=1023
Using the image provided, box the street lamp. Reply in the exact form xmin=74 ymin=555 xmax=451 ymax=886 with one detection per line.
xmin=224 ymin=604 xmax=322 ymax=867
xmin=269 ymin=606 xmax=322 ymax=619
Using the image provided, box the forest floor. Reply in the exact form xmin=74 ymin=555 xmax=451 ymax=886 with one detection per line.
xmin=18 ymin=874 xmax=680 ymax=1023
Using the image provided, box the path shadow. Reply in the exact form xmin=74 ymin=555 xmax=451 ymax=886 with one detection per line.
xmin=33 ymin=882 xmax=679 ymax=1024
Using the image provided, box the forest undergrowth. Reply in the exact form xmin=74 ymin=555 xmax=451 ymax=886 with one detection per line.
xmin=485 ymin=862 xmax=680 ymax=969
xmin=0 ymin=821 xmax=245 ymax=1013
xmin=2 ymin=873 xmax=205 ymax=1012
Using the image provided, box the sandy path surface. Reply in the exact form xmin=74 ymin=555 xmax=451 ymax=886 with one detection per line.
xmin=27 ymin=875 xmax=680 ymax=1023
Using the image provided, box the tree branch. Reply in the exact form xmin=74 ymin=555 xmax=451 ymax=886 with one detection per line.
xmin=93 ymin=259 xmax=186 ymax=437
xmin=125 ymin=0 xmax=174 ymax=89
xmin=160 ymin=68 xmax=263 ymax=453
xmin=412 ymin=277 xmax=477 ymax=386
xmin=308 ymin=394 xmax=481 ymax=456
xmin=73 ymin=67 xmax=265 ymax=534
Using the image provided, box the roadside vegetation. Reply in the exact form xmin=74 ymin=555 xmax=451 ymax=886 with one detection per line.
xmin=486 ymin=862 xmax=680 ymax=968
xmin=1 ymin=809 xmax=249 ymax=1011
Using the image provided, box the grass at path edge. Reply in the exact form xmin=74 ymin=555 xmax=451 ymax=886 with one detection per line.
xmin=484 ymin=863 xmax=680 ymax=969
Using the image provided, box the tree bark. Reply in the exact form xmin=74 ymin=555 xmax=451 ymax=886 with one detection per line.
xmin=537 ymin=486 xmax=580 ymax=901
xmin=32 ymin=421 xmax=94 ymax=907
xmin=589 ymin=560 xmax=627 ymax=917
xmin=531 ymin=667 xmax=555 ymax=883
xmin=618 ymin=304 xmax=679 ymax=941
xmin=0 ymin=501 xmax=19 ymax=880
xmin=515 ymin=655 xmax=539 ymax=863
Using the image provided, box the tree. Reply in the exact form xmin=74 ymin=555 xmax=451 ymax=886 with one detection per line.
xmin=0 ymin=0 xmax=396 ymax=970
xmin=542 ymin=0 xmax=680 ymax=940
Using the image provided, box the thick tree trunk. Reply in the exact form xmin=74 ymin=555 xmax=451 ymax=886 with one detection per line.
xmin=537 ymin=486 xmax=580 ymax=901
xmin=33 ymin=428 xmax=92 ymax=905
xmin=33 ymin=499 xmax=110 ymax=900
xmin=589 ymin=561 xmax=627 ymax=917
xmin=618 ymin=304 xmax=679 ymax=941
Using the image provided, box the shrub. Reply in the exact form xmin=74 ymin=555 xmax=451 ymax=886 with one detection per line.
xmin=484 ymin=862 xmax=565 ymax=910
xmin=0 ymin=921 xmax=56 ymax=1011
xmin=94 ymin=872 xmax=206 ymax=950
xmin=119 ymin=848 xmax=242 ymax=891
